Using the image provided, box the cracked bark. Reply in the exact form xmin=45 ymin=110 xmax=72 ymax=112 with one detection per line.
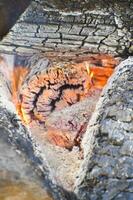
xmin=0 ymin=0 xmax=133 ymax=58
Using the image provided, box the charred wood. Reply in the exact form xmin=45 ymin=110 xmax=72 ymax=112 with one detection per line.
xmin=0 ymin=0 xmax=133 ymax=58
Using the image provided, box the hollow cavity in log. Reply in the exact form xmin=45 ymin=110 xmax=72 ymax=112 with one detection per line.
xmin=10 ymin=54 xmax=118 ymax=150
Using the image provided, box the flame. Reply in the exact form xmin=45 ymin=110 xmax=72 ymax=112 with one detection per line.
xmin=11 ymin=66 xmax=29 ymax=124
xmin=83 ymin=55 xmax=116 ymax=90
xmin=85 ymin=62 xmax=94 ymax=88
xmin=20 ymin=107 xmax=31 ymax=125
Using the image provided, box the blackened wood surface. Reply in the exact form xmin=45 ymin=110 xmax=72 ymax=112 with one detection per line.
xmin=0 ymin=0 xmax=133 ymax=57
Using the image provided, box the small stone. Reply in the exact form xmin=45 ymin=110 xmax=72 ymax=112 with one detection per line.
xmin=37 ymin=32 xmax=60 ymax=39
xmin=44 ymin=43 xmax=56 ymax=48
xmin=115 ymin=192 xmax=133 ymax=200
xmin=99 ymin=44 xmax=117 ymax=54
xmin=118 ymin=110 xmax=132 ymax=122
xmin=15 ymin=47 xmax=38 ymax=53
xmin=90 ymin=166 xmax=102 ymax=177
xmin=103 ymin=179 xmax=129 ymax=200
xmin=13 ymin=22 xmax=38 ymax=33
xmin=56 ymin=43 xmax=80 ymax=49
xmin=0 ymin=45 xmax=16 ymax=53
xmin=62 ymin=39 xmax=82 ymax=45
xmin=46 ymin=38 xmax=61 ymax=43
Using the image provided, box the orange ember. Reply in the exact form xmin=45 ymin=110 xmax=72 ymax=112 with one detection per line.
xmin=11 ymin=55 xmax=118 ymax=125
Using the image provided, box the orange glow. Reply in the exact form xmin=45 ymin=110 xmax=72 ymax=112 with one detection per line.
xmin=90 ymin=66 xmax=113 ymax=88
xmin=11 ymin=66 xmax=29 ymax=124
xmin=85 ymin=62 xmax=94 ymax=88
xmin=11 ymin=55 xmax=118 ymax=126
xmin=20 ymin=107 xmax=31 ymax=125
xmin=82 ymin=55 xmax=117 ymax=90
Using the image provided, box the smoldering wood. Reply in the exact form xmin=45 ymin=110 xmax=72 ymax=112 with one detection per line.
xmin=16 ymin=54 xmax=116 ymax=149
xmin=19 ymin=58 xmax=92 ymax=123
xmin=19 ymin=54 xmax=116 ymax=122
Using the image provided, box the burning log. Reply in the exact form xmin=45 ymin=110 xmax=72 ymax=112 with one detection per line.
xmin=75 ymin=57 xmax=133 ymax=199
xmin=11 ymin=54 xmax=117 ymax=149
xmin=18 ymin=54 xmax=116 ymax=124
xmin=19 ymin=61 xmax=93 ymax=124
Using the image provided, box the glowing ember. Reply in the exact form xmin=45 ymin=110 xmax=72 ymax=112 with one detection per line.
xmin=11 ymin=54 xmax=117 ymax=131
xmin=9 ymin=54 xmax=119 ymax=149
